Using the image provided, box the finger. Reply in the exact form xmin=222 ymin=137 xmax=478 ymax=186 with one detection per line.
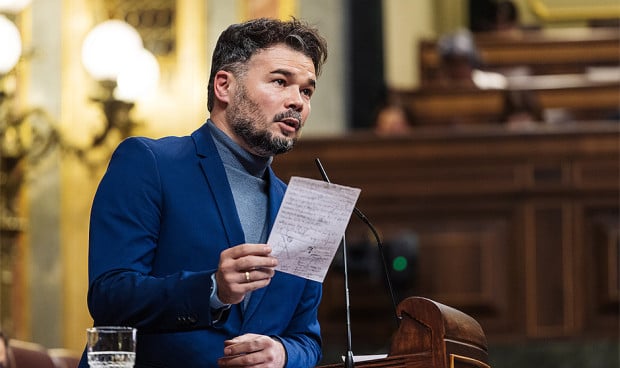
xmin=242 ymin=267 xmax=276 ymax=284
xmin=225 ymin=333 xmax=260 ymax=345
xmin=237 ymin=256 xmax=278 ymax=273
xmin=224 ymin=244 xmax=272 ymax=260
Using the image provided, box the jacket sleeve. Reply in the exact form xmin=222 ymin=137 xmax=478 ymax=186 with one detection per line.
xmin=277 ymin=280 xmax=323 ymax=368
xmin=87 ymin=137 xmax=216 ymax=332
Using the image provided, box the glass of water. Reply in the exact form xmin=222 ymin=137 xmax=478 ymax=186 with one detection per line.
xmin=87 ymin=326 xmax=137 ymax=368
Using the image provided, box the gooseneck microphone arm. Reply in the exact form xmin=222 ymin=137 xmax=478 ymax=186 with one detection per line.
xmin=315 ymin=158 xmax=402 ymax=328
xmin=314 ymin=158 xmax=355 ymax=368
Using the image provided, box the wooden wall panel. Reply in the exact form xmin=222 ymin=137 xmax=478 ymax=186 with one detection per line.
xmin=272 ymin=122 xmax=620 ymax=350
xmin=525 ymin=204 xmax=574 ymax=337
xmin=579 ymin=203 xmax=620 ymax=336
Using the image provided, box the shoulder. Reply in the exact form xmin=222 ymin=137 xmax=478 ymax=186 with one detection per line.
xmin=111 ymin=134 xmax=197 ymax=165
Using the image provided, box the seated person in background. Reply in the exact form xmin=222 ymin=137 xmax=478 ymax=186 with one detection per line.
xmin=470 ymin=0 xmax=523 ymax=34
xmin=494 ymin=0 xmax=521 ymax=33
xmin=436 ymin=29 xmax=508 ymax=89
xmin=500 ymin=89 xmax=544 ymax=129
xmin=0 ymin=330 xmax=8 ymax=368
xmin=373 ymin=102 xmax=415 ymax=136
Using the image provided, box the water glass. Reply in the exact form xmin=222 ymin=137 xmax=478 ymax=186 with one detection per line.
xmin=87 ymin=326 xmax=137 ymax=368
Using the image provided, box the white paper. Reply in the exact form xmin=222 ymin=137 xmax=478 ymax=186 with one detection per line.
xmin=342 ymin=354 xmax=388 ymax=362
xmin=267 ymin=176 xmax=361 ymax=282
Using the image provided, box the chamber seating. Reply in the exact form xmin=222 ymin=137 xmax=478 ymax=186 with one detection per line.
xmin=409 ymin=26 xmax=620 ymax=126
xmin=8 ymin=340 xmax=80 ymax=368
xmin=419 ymin=27 xmax=620 ymax=86
xmin=389 ymin=74 xmax=620 ymax=126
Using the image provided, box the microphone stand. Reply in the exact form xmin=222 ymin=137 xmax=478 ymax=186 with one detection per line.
xmin=351 ymin=206 xmax=402 ymax=327
xmin=341 ymin=233 xmax=355 ymax=368
xmin=315 ymin=158 xmax=402 ymax=327
xmin=315 ymin=159 xmax=355 ymax=368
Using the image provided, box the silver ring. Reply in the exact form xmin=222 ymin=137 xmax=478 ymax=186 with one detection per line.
xmin=245 ymin=271 xmax=251 ymax=282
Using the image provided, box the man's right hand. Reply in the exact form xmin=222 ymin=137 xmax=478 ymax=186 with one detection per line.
xmin=215 ymin=244 xmax=278 ymax=304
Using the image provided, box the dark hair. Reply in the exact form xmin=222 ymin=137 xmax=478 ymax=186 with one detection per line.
xmin=207 ymin=17 xmax=328 ymax=112
xmin=500 ymin=89 xmax=544 ymax=122
xmin=496 ymin=1 xmax=519 ymax=25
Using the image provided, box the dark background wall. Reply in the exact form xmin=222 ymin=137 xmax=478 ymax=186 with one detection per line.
xmin=347 ymin=0 xmax=386 ymax=130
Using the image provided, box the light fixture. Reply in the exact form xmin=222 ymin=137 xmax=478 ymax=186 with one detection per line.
xmin=0 ymin=0 xmax=31 ymax=14
xmin=1 ymin=11 xmax=57 ymax=223
xmin=0 ymin=14 xmax=21 ymax=74
xmin=0 ymin=2 xmax=161 ymax=339
xmin=79 ymin=19 xmax=160 ymax=154
xmin=81 ymin=19 xmax=144 ymax=82
xmin=1 ymin=14 xmax=160 ymax=222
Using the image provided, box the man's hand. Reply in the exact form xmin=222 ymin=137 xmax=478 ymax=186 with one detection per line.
xmin=218 ymin=334 xmax=286 ymax=368
xmin=216 ymin=244 xmax=277 ymax=305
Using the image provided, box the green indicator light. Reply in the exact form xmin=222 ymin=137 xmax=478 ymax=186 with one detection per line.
xmin=392 ymin=256 xmax=408 ymax=272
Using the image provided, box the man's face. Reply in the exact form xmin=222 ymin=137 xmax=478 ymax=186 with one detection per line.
xmin=226 ymin=44 xmax=317 ymax=157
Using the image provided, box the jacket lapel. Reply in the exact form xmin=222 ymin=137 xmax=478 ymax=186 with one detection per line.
xmin=192 ymin=123 xmax=245 ymax=247
xmin=241 ymin=168 xmax=287 ymax=322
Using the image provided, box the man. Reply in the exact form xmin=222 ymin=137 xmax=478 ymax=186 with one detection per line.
xmin=78 ymin=17 xmax=328 ymax=368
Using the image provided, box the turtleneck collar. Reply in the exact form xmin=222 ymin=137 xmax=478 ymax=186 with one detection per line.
xmin=207 ymin=120 xmax=273 ymax=178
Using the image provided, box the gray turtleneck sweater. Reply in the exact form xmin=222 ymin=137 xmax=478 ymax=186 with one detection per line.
xmin=207 ymin=120 xmax=272 ymax=311
xmin=207 ymin=120 xmax=272 ymax=244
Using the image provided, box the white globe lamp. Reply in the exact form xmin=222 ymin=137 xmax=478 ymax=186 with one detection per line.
xmin=115 ymin=48 xmax=160 ymax=101
xmin=0 ymin=0 xmax=32 ymax=14
xmin=0 ymin=14 xmax=22 ymax=75
xmin=81 ymin=20 xmax=144 ymax=82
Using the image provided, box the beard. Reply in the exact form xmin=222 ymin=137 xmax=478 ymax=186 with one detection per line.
xmin=226 ymin=83 xmax=302 ymax=157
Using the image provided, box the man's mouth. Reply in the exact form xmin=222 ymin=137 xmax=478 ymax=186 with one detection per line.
xmin=280 ymin=118 xmax=300 ymax=131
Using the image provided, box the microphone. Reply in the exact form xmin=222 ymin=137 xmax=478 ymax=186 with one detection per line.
xmin=314 ymin=158 xmax=402 ymax=367
xmin=314 ymin=158 xmax=402 ymax=327
xmin=314 ymin=158 xmax=355 ymax=368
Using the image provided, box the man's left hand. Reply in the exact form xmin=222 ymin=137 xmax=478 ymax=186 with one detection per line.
xmin=217 ymin=333 xmax=286 ymax=368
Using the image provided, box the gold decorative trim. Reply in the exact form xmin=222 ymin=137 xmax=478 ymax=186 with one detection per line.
xmin=527 ymin=0 xmax=620 ymax=21
xmin=450 ymin=354 xmax=491 ymax=368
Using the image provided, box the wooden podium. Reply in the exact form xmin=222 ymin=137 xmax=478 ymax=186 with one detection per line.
xmin=318 ymin=296 xmax=490 ymax=368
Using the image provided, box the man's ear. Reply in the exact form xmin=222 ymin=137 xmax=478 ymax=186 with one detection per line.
xmin=213 ymin=70 xmax=233 ymax=105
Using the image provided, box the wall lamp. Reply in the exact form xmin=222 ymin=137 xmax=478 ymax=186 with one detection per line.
xmin=1 ymin=1 xmax=159 ymax=336
xmin=0 ymin=2 xmax=159 ymax=219
xmin=0 ymin=4 xmax=159 ymax=160
xmin=80 ymin=19 xmax=160 ymax=153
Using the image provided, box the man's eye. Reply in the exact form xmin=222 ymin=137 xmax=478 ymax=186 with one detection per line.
xmin=274 ymin=79 xmax=285 ymax=86
xmin=302 ymin=88 xmax=314 ymax=98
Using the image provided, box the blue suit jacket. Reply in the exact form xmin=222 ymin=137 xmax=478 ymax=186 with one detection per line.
xmin=78 ymin=122 xmax=322 ymax=368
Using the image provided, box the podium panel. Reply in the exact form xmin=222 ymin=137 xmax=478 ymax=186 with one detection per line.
xmin=318 ymin=297 xmax=490 ymax=368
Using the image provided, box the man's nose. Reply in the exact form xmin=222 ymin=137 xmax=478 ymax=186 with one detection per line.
xmin=285 ymin=87 xmax=304 ymax=111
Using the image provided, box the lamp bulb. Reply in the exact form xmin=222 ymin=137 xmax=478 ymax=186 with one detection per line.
xmin=0 ymin=14 xmax=22 ymax=74
xmin=0 ymin=0 xmax=32 ymax=14
xmin=81 ymin=19 xmax=144 ymax=81
xmin=115 ymin=48 xmax=160 ymax=101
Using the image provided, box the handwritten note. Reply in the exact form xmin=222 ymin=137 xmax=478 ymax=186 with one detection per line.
xmin=267 ymin=176 xmax=361 ymax=282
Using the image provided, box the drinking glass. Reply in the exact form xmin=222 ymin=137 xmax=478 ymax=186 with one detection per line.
xmin=87 ymin=326 xmax=137 ymax=368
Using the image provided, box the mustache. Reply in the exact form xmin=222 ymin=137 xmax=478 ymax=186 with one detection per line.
xmin=273 ymin=109 xmax=302 ymax=124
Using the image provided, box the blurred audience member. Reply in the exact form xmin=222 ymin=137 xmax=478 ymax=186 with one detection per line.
xmin=436 ymin=29 xmax=507 ymax=89
xmin=469 ymin=0 xmax=499 ymax=32
xmin=494 ymin=0 xmax=521 ymax=33
xmin=471 ymin=0 xmax=522 ymax=34
xmin=500 ymin=89 xmax=544 ymax=129
xmin=0 ymin=330 xmax=8 ymax=368
xmin=373 ymin=102 xmax=415 ymax=136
